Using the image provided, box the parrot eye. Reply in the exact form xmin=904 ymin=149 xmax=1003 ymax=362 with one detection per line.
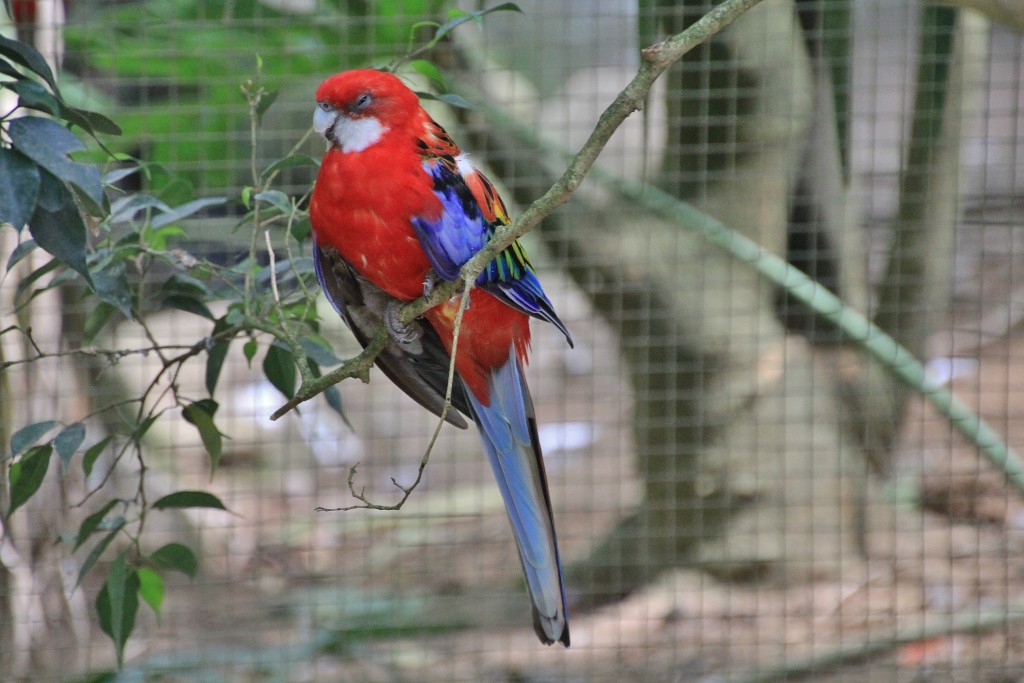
xmin=353 ymin=93 xmax=372 ymax=110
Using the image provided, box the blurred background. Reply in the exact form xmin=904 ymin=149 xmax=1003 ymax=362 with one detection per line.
xmin=3 ymin=0 xmax=1024 ymax=680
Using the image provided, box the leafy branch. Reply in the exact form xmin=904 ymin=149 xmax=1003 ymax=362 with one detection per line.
xmin=2 ymin=33 xmax=328 ymax=668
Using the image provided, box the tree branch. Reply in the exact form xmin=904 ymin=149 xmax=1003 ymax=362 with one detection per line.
xmin=401 ymin=0 xmax=765 ymax=323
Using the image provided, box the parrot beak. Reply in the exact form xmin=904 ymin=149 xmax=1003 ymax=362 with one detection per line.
xmin=314 ymin=103 xmax=337 ymax=143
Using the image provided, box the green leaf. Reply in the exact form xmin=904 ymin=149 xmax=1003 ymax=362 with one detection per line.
xmin=135 ymin=567 xmax=164 ymax=619
xmin=290 ymin=216 xmax=312 ymax=243
xmin=54 ymin=423 xmax=87 ymax=470
xmin=415 ymin=90 xmax=474 ymax=109
xmin=149 ymin=197 xmax=228 ymax=230
xmin=205 ymin=340 xmax=230 ymax=395
xmin=103 ymin=165 xmax=141 ymax=186
xmin=82 ymin=302 xmax=116 ymax=347
xmin=408 ymin=59 xmax=446 ymax=89
xmin=324 ymin=385 xmax=348 ymax=426
xmin=9 ymin=79 xmax=61 ymax=116
xmin=0 ymin=147 xmax=40 ymax=230
xmin=13 ymin=257 xmax=59 ymax=304
xmin=96 ymin=551 xmax=139 ymax=668
xmin=130 ymin=415 xmax=157 ymax=444
xmin=255 ymin=89 xmax=279 ymax=124
xmin=8 ymin=445 xmax=53 ymax=516
xmin=253 ymin=189 xmax=291 ymax=214
xmin=9 ymin=420 xmax=58 ymax=457
xmin=0 ymin=33 xmax=57 ymax=89
xmin=27 ymin=175 xmax=93 ymax=288
xmin=142 ymin=225 xmax=187 ymax=251
xmin=149 ymin=543 xmax=197 ymax=578
xmin=182 ymin=403 xmax=223 ymax=475
xmin=263 ymin=343 xmax=297 ymax=399
xmin=255 ymin=257 xmax=316 ymax=285
xmin=162 ymin=294 xmax=214 ymax=320
xmin=108 ymin=193 xmax=169 ymax=224
xmin=152 ymin=490 xmax=228 ymax=512
xmin=90 ymin=261 xmax=133 ymax=319
xmin=162 ymin=271 xmax=213 ymax=298
xmin=61 ymin=105 xmax=122 ymax=137
xmin=8 ymin=117 xmax=107 ymax=216
xmin=259 ymin=153 xmax=318 ymax=183
xmin=76 ymin=524 xmax=125 ymax=587
xmin=5 ymin=239 xmax=37 ymax=272
xmin=0 ymin=57 xmax=19 ymax=79
xmin=300 ymin=336 xmax=342 ymax=367
xmin=74 ymin=499 xmax=121 ymax=551
xmin=243 ymin=338 xmax=258 ymax=366
xmin=34 ymin=167 xmax=68 ymax=211
xmin=82 ymin=436 xmax=113 ymax=478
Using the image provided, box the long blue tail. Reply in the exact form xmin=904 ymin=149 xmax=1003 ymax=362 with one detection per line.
xmin=464 ymin=345 xmax=570 ymax=646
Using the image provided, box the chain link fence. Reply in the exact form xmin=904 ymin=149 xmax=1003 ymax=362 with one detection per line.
xmin=3 ymin=0 xmax=1024 ymax=680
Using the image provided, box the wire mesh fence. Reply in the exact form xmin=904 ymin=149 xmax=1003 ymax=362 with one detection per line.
xmin=2 ymin=0 xmax=1024 ymax=680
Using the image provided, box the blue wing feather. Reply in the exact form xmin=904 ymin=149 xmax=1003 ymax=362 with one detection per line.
xmin=413 ymin=159 xmax=573 ymax=347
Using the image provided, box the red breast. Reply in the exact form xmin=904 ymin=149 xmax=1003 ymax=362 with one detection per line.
xmin=311 ymin=139 xmax=443 ymax=301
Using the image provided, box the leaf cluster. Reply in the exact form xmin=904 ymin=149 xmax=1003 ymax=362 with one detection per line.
xmin=1 ymin=33 xmax=119 ymax=289
xmin=2 ymin=1 xmax=523 ymax=671
xmin=1 ymin=26 xmax=333 ymax=671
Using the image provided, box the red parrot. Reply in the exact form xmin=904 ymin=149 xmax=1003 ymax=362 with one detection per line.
xmin=309 ymin=69 xmax=572 ymax=646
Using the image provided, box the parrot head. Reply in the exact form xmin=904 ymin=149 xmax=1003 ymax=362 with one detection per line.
xmin=313 ymin=69 xmax=421 ymax=154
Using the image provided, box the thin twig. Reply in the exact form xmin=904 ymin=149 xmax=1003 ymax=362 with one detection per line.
xmin=317 ymin=278 xmax=473 ymax=511
xmin=264 ymin=229 xmax=281 ymax=304
xmin=0 ymin=336 xmax=196 ymax=370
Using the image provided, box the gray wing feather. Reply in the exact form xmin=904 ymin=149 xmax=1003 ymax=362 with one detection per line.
xmin=314 ymin=242 xmax=470 ymax=429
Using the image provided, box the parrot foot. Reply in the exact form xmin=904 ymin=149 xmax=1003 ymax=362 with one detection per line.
xmin=422 ymin=270 xmax=442 ymax=298
xmin=384 ymin=300 xmax=421 ymax=344
xmin=422 ymin=271 xmax=466 ymax=308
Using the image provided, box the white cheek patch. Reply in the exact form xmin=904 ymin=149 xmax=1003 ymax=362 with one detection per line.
xmin=332 ymin=116 xmax=387 ymax=153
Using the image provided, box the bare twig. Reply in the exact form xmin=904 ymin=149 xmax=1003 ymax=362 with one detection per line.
xmin=317 ymin=278 xmax=474 ymax=511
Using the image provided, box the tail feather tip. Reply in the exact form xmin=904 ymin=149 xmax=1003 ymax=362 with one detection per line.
xmin=535 ymin=613 xmax=570 ymax=647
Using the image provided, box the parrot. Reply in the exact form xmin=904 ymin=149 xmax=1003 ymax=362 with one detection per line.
xmin=308 ymin=69 xmax=572 ymax=646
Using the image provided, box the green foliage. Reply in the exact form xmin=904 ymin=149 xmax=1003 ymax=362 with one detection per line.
xmin=95 ymin=552 xmax=140 ymax=668
xmin=0 ymin=28 xmax=311 ymax=669
xmin=0 ymin=35 xmax=114 ymax=292
xmin=63 ymin=0 xmax=447 ymax=193
xmin=151 ymin=490 xmax=228 ymax=511
xmin=149 ymin=543 xmax=199 ymax=578
xmin=1 ymin=1 xmax=523 ymax=670
xmin=7 ymin=444 xmax=52 ymax=516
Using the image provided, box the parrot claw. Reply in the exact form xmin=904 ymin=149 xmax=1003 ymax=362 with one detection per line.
xmin=421 ymin=271 xmax=467 ymax=309
xmin=422 ymin=270 xmax=442 ymax=298
xmin=384 ymin=300 xmax=422 ymax=344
